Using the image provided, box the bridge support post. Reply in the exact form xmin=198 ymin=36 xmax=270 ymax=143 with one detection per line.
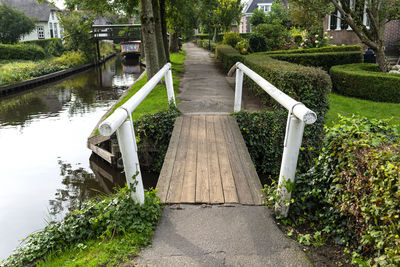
xmin=165 ymin=66 xmax=175 ymax=105
xmin=234 ymin=67 xmax=243 ymax=112
xmin=116 ymin=120 xmax=145 ymax=204
xmin=275 ymin=115 xmax=305 ymax=217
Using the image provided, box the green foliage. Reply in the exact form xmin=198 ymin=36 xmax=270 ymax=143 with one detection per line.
xmin=268 ymin=51 xmax=363 ymax=71
xmin=265 ymin=45 xmax=362 ymax=54
xmin=58 ymin=12 xmax=96 ymax=61
xmin=136 ymin=107 xmax=182 ymax=172
xmin=250 ymin=8 xmax=268 ymax=27
xmin=222 ymin=31 xmax=242 ymax=48
xmin=0 ymin=3 xmax=36 ymax=44
xmin=253 ymin=23 xmax=288 ymax=51
xmin=21 ymin=38 xmax=64 ymax=57
xmin=215 ymin=44 xmax=243 ymax=71
xmin=280 ymin=116 xmax=400 ymax=266
xmin=235 ymin=39 xmax=249 ymax=55
xmin=0 ymin=43 xmax=45 ymax=60
xmin=0 ymin=51 xmax=87 ymax=86
xmin=3 ymin=187 xmax=162 ymax=266
xmin=330 ymin=63 xmax=400 ymax=103
xmin=248 ymin=33 xmax=268 ymax=52
xmin=234 ymin=54 xmax=331 ymax=177
xmin=196 ymin=39 xmax=217 ymax=52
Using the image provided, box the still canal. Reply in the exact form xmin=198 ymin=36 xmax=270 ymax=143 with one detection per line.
xmin=0 ymin=56 xmax=148 ymax=260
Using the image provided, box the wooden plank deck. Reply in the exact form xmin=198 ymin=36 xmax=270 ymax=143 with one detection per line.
xmin=157 ymin=114 xmax=264 ymax=205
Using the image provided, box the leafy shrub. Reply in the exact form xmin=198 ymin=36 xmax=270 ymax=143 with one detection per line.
xmin=46 ymin=38 xmax=65 ymax=57
xmin=268 ymin=51 xmax=363 ymax=71
xmin=248 ymin=33 xmax=268 ymax=52
xmin=222 ymin=32 xmax=242 ymax=48
xmin=235 ymin=54 xmax=331 ymax=177
xmin=0 ymin=43 xmax=45 ymax=60
xmin=330 ymin=63 xmax=400 ymax=103
xmin=4 ymin=187 xmax=162 ymax=266
xmin=53 ymin=50 xmax=87 ymax=67
xmin=265 ymin=45 xmax=362 ymax=54
xmin=254 ymin=23 xmax=288 ymax=51
xmin=135 ymin=107 xmax=182 ymax=172
xmin=282 ymin=116 xmax=400 ymax=266
xmin=235 ymin=39 xmax=249 ymax=54
xmin=215 ymin=44 xmax=243 ymax=72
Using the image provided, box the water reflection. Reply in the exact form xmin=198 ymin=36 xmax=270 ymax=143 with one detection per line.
xmin=0 ymin=55 xmax=142 ymax=260
xmin=48 ymin=156 xmax=126 ymax=221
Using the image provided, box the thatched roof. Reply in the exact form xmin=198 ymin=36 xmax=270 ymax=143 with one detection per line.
xmin=1 ymin=0 xmax=59 ymax=22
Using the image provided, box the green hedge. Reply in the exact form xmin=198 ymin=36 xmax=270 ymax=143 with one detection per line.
xmin=265 ymin=45 xmax=362 ymax=54
xmin=287 ymin=116 xmax=400 ymax=265
xmin=21 ymin=38 xmax=61 ymax=49
xmin=194 ymin=33 xmax=249 ymax=42
xmin=234 ymin=54 xmax=331 ymax=177
xmin=215 ymin=44 xmax=243 ymax=72
xmin=330 ymin=63 xmax=400 ymax=103
xmin=267 ymin=51 xmax=363 ymax=71
xmin=0 ymin=43 xmax=45 ymax=60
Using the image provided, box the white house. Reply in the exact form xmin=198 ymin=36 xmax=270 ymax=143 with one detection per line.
xmin=1 ymin=0 xmax=63 ymax=41
xmin=239 ymin=0 xmax=275 ymax=33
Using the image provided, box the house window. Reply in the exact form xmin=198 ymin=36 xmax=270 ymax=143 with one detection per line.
xmin=54 ymin=23 xmax=58 ymax=38
xmin=51 ymin=11 xmax=55 ymax=20
xmin=329 ymin=9 xmax=338 ymax=30
xmin=37 ymin=26 xmax=44 ymax=39
xmin=258 ymin=4 xmax=271 ymax=13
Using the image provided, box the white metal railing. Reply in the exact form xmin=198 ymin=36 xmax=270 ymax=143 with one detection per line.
xmin=230 ymin=62 xmax=317 ymax=217
xmin=99 ymin=63 xmax=175 ymax=204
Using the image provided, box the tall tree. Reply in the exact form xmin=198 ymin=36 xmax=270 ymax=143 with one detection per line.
xmin=290 ymin=0 xmax=400 ymax=72
xmin=0 ymin=3 xmax=35 ymax=44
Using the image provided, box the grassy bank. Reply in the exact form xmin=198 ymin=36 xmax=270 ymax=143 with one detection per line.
xmin=326 ymin=93 xmax=400 ymax=127
xmin=0 ymin=42 xmax=116 ymax=86
xmin=106 ymin=51 xmax=185 ymax=121
xmin=3 ymin=188 xmax=162 ymax=266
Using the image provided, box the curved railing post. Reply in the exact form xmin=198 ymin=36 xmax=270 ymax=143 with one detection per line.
xmin=231 ymin=62 xmax=317 ymax=217
xmin=99 ymin=63 xmax=175 ymax=204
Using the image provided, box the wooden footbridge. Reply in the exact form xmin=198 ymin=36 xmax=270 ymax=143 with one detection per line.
xmin=157 ymin=114 xmax=263 ymax=205
xmin=98 ymin=61 xmax=317 ymax=216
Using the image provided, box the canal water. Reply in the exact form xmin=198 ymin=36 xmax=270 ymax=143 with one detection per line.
xmin=0 ymin=56 xmax=149 ymax=260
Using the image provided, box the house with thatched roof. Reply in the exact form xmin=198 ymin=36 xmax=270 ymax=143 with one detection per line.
xmin=0 ymin=0 xmax=62 ymax=41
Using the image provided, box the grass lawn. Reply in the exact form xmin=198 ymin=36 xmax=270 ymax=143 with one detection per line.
xmin=326 ymin=93 xmax=400 ymax=127
xmin=107 ymin=51 xmax=185 ymax=121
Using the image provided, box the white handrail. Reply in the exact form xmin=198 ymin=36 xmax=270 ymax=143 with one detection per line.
xmin=231 ymin=62 xmax=317 ymax=217
xmin=99 ymin=63 xmax=175 ymax=204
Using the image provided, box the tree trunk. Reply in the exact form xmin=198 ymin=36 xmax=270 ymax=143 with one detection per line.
xmin=152 ymin=0 xmax=167 ymax=67
xmin=212 ymin=27 xmax=217 ymax=42
xmin=159 ymin=0 xmax=170 ymax=61
xmin=375 ymin=45 xmax=390 ymax=72
xmin=140 ymin=0 xmax=159 ymax=80
xmin=169 ymin=31 xmax=179 ymax=53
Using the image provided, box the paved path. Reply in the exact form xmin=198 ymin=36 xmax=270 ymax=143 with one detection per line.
xmin=136 ymin=43 xmax=311 ymax=267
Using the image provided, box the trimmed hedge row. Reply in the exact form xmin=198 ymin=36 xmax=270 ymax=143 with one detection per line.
xmin=234 ymin=54 xmax=331 ymax=178
xmin=194 ymin=33 xmax=250 ymax=42
xmin=268 ymin=51 xmax=363 ymax=71
xmin=0 ymin=43 xmax=45 ymax=60
xmin=21 ymin=38 xmax=62 ymax=49
xmin=215 ymin=44 xmax=243 ymax=72
xmin=265 ymin=45 xmax=361 ymax=54
xmin=330 ymin=63 xmax=400 ymax=103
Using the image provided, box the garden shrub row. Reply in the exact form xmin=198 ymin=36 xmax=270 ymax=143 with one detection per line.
xmin=281 ymin=116 xmax=400 ymax=266
xmin=330 ymin=63 xmax=400 ymax=103
xmin=0 ymin=43 xmax=45 ymax=60
xmin=21 ymin=38 xmax=64 ymax=56
xmin=265 ymin=45 xmax=362 ymax=54
xmin=194 ymin=33 xmax=250 ymax=42
xmin=268 ymin=51 xmax=363 ymax=71
xmin=215 ymin=44 xmax=243 ymax=72
xmin=234 ymin=54 xmax=331 ymax=178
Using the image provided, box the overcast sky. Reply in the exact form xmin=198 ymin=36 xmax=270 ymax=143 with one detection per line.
xmin=54 ymin=0 xmax=65 ymax=9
